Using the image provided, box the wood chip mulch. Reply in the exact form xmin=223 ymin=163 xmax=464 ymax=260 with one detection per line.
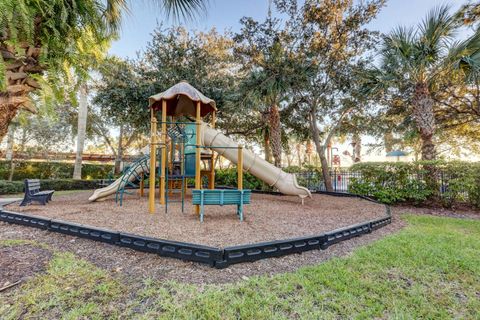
xmin=5 ymin=191 xmax=387 ymax=247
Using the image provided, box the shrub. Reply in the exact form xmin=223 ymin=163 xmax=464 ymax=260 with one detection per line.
xmin=215 ymin=169 xmax=268 ymax=190
xmin=0 ymin=160 xmax=114 ymax=180
xmin=214 ymin=166 xmax=316 ymax=191
xmin=348 ymin=162 xmax=433 ymax=204
xmin=0 ymin=179 xmax=101 ymax=195
xmin=349 ymin=161 xmax=480 ymax=208
xmin=0 ymin=180 xmax=24 ymax=194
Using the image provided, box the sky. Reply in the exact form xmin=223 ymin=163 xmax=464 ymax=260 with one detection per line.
xmin=109 ymin=0 xmax=467 ymax=58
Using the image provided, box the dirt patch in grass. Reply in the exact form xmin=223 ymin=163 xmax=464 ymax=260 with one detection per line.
xmin=5 ymin=190 xmax=386 ymax=247
xmin=0 ymin=244 xmax=51 ymax=289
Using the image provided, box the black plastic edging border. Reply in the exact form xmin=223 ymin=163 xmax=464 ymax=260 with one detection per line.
xmin=0 ymin=209 xmax=222 ymax=266
xmin=0 ymin=192 xmax=391 ymax=268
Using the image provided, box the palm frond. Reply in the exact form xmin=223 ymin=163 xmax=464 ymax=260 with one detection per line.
xmin=153 ymin=0 xmax=208 ymax=21
xmin=104 ymin=0 xmax=129 ymax=33
xmin=448 ymin=30 xmax=480 ymax=81
xmin=383 ymin=26 xmax=415 ymax=57
xmin=381 ymin=26 xmax=416 ymax=72
xmin=418 ymin=4 xmax=455 ymax=59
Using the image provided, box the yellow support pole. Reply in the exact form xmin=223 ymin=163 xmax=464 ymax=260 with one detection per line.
xmin=238 ymin=145 xmax=243 ymax=190
xmin=209 ymin=110 xmax=216 ymax=190
xmin=139 ymin=172 xmax=144 ymax=197
xmin=160 ymin=100 xmax=167 ymax=205
xmin=209 ymin=154 xmax=215 ymax=189
xmin=195 ymin=101 xmax=201 ymax=215
xmin=148 ymin=109 xmax=157 ymax=214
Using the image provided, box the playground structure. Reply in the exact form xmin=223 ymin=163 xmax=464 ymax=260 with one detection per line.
xmin=89 ymin=82 xmax=311 ymax=219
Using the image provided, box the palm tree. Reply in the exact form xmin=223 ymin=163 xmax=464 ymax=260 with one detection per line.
xmin=0 ymin=0 xmax=206 ymax=141
xmin=362 ymin=5 xmax=480 ymax=161
xmin=73 ymin=84 xmax=88 ymax=179
xmin=237 ymin=33 xmax=297 ymax=167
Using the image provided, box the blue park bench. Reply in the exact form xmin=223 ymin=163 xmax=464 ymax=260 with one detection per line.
xmin=20 ymin=179 xmax=55 ymax=206
xmin=192 ymin=189 xmax=251 ymax=222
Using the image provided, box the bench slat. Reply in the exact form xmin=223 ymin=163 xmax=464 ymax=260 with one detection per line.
xmin=192 ymin=190 xmax=251 ymax=205
xmin=192 ymin=189 xmax=251 ymax=222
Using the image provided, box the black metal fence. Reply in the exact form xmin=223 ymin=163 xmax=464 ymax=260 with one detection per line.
xmin=295 ymin=169 xmax=473 ymax=197
xmin=296 ymin=170 xmax=362 ymax=193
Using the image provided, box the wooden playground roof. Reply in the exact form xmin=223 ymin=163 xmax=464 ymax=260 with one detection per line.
xmin=148 ymin=81 xmax=217 ymax=117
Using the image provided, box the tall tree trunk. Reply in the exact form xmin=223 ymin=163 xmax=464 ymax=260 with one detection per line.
xmin=0 ymin=97 xmax=24 ymax=142
xmin=114 ymin=124 xmax=124 ymax=174
xmin=296 ymin=143 xmax=302 ymax=168
xmin=5 ymin=125 xmax=14 ymax=161
xmin=309 ymin=107 xmax=333 ymax=192
xmin=318 ymin=149 xmax=331 ymax=191
xmin=73 ymin=85 xmax=88 ymax=180
xmin=5 ymin=125 xmax=15 ymax=181
xmin=352 ymin=133 xmax=361 ymax=163
xmin=384 ymin=132 xmax=394 ymax=153
xmin=286 ymin=152 xmax=292 ymax=167
xmin=269 ymin=104 xmax=282 ymax=167
xmin=20 ymin=127 xmax=27 ymax=152
xmin=0 ymin=43 xmax=43 ymax=141
xmin=412 ymin=82 xmax=437 ymax=193
xmin=412 ymin=82 xmax=436 ymax=160
xmin=306 ymin=140 xmax=313 ymax=165
xmin=263 ymin=130 xmax=273 ymax=163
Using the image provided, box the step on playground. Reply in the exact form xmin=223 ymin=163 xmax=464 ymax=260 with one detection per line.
xmin=88 ymin=81 xmax=312 ymax=221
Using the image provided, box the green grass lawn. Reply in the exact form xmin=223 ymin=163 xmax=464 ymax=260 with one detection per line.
xmin=1 ymin=214 xmax=479 ymax=319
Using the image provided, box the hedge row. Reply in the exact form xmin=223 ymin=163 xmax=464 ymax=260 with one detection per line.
xmin=0 ymin=160 xmax=114 ymax=180
xmin=0 ymin=179 xmax=101 ymax=195
xmin=349 ymin=161 xmax=480 ymax=208
xmin=214 ymin=166 xmax=324 ymax=191
xmin=215 ymin=169 xmax=269 ymax=191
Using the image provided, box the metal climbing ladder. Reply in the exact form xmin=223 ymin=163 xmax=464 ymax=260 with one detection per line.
xmin=164 ymin=124 xmax=187 ymax=213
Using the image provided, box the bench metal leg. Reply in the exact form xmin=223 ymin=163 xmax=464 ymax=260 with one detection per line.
xmin=200 ymin=205 xmax=205 ymax=222
xmin=19 ymin=198 xmax=30 ymax=207
xmin=237 ymin=205 xmax=243 ymax=222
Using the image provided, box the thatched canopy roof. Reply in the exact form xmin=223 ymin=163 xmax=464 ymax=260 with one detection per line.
xmin=148 ymin=81 xmax=216 ymax=117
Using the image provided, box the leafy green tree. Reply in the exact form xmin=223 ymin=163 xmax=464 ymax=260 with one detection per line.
xmin=141 ymin=26 xmax=237 ymax=123
xmin=92 ymin=58 xmax=149 ymax=172
xmin=93 ymin=27 xmax=236 ymax=170
xmin=234 ymin=15 xmax=299 ymax=167
xmin=0 ymin=0 xmax=207 ymax=141
xmin=285 ymin=0 xmax=384 ymax=190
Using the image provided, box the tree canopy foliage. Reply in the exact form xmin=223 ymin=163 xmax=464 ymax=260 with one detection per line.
xmin=5 ymin=0 xmax=480 ymax=191
xmin=0 ymin=0 xmax=207 ymax=141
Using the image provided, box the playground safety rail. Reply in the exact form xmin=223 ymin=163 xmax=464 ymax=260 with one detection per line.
xmin=0 ymin=191 xmax=391 ymax=268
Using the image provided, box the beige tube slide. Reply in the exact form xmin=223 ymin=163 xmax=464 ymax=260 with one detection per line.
xmin=89 ymin=122 xmax=311 ymax=202
xmin=88 ymin=164 xmax=148 ymax=202
xmin=201 ymin=123 xmax=311 ymax=199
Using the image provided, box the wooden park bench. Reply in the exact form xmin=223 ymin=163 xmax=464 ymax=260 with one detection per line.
xmin=20 ymin=179 xmax=55 ymax=206
xmin=192 ymin=189 xmax=251 ymax=222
